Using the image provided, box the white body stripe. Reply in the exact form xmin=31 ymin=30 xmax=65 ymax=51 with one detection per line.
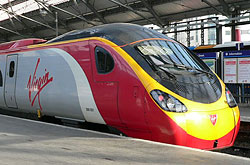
xmin=0 ymin=48 xmax=105 ymax=124
xmin=58 ymin=49 xmax=106 ymax=124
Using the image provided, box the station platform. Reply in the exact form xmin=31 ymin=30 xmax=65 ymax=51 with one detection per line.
xmin=239 ymin=104 xmax=250 ymax=122
xmin=0 ymin=114 xmax=250 ymax=164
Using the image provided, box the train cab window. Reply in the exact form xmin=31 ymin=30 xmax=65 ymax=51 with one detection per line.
xmin=9 ymin=61 xmax=15 ymax=78
xmin=0 ymin=70 xmax=2 ymax=87
xmin=95 ymin=47 xmax=114 ymax=74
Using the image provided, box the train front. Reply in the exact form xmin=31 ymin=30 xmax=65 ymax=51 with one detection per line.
xmin=95 ymin=23 xmax=239 ymax=150
xmin=131 ymin=38 xmax=240 ymax=150
xmin=111 ymin=28 xmax=238 ymax=150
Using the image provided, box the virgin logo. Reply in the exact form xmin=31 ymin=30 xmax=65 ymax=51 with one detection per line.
xmin=209 ymin=114 xmax=218 ymax=126
xmin=27 ymin=58 xmax=53 ymax=110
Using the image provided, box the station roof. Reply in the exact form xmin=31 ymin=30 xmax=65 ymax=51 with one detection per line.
xmin=0 ymin=0 xmax=250 ymax=42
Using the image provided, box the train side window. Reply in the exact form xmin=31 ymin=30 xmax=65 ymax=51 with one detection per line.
xmin=9 ymin=61 xmax=15 ymax=78
xmin=0 ymin=70 xmax=2 ymax=86
xmin=95 ymin=47 xmax=114 ymax=74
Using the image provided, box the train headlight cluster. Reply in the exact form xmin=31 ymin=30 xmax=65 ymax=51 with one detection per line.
xmin=225 ymin=87 xmax=237 ymax=108
xmin=151 ymin=90 xmax=187 ymax=113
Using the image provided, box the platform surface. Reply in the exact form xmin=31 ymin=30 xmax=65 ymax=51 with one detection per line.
xmin=0 ymin=114 xmax=250 ymax=165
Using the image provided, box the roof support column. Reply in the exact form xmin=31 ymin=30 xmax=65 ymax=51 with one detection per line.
xmin=174 ymin=23 xmax=177 ymax=40
xmin=216 ymin=24 xmax=222 ymax=44
xmin=231 ymin=10 xmax=240 ymax=41
xmin=201 ymin=20 xmax=204 ymax=45
xmin=187 ymin=22 xmax=190 ymax=47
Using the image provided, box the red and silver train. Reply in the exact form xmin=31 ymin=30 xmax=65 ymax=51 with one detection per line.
xmin=0 ymin=23 xmax=240 ymax=150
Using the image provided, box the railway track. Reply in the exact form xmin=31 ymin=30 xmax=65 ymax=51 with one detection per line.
xmin=217 ymin=122 xmax=250 ymax=158
xmin=218 ymin=145 xmax=250 ymax=158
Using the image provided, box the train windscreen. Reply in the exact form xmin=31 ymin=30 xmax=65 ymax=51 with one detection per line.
xmin=135 ymin=40 xmax=222 ymax=104
xmin=135 ymin=40 xmax=209 ymax=72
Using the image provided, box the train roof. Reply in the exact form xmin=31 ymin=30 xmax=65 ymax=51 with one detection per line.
xmin=0 ymin=24 xmax=175 ymax=54
xmin=194 ymin=45 xmax=216 ymax=50
xmin=0 ymin=38 xmax=47 ymax=51
xmin=214 ymin=41 xmax=250 ymax=48
xmin=47 ymin=23 xmax=172 ymax=46
xmin=192 ymin=41 xmax=250 ymax=53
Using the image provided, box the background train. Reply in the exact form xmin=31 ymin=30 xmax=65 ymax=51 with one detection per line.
xmin=0 ymin=23 xmax=240 ymax=150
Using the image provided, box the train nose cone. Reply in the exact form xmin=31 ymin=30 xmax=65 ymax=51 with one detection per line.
xmin=184 ymin=107 xmax=240 ymax=149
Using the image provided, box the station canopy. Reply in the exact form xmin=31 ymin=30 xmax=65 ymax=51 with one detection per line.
xmin=0 ymin=0 xmax=250 ymax=41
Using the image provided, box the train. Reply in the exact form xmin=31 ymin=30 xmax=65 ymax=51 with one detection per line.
xmin=0 ymin=23 xmax=240 ymax=150
xmin=192 ymin=41 xmax=250 ymax=52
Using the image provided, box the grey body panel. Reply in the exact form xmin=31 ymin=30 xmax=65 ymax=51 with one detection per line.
xmin=0 ymin=48 xmax=105 ymax=124
xmin=4 ymin=55 xmax=18 ymax=108
xmin=0 ymin=55 xmax=6 ymax=108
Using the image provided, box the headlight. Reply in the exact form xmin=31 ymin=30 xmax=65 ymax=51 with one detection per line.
xmin=150 ymin=90 xmax=187 ymax=112
xmin=225 ymin=87 xmax=237 ymax=108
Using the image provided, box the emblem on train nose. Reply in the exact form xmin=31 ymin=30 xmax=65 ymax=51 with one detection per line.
xmin=209 ymin=114 xmax=218 ymax=126
xmin=27 ymin=58 xmax=53 ymax=110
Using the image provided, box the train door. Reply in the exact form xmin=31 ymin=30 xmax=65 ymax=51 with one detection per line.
xmin=4 ymin=55 xmax=18 ymax=108
xmin=89 ymin=40 xmax=124 ymax=127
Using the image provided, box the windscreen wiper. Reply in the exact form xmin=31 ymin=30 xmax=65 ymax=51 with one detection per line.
xmin=158 ymin=63 xmax=213 ymax=77
xmin=136 ymin=49 xmax=177 ymax=80
xmin=140 ymin=54 xmax=159 ymax=71
xmin=157 ymin=66 xmax=177 ymax=80
xmin=140 ymin=56 xmax=177 ymax=80
xmin=174 ymin=64 xmax=214 ymax=77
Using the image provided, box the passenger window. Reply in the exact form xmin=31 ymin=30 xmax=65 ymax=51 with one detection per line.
xmin=0 ymin=70 xmax=2 ymax=87
xmin=9 ymin=61 xmax=15 ymax=78
xmin=95 ymin=47 xmax=114 ymax=74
